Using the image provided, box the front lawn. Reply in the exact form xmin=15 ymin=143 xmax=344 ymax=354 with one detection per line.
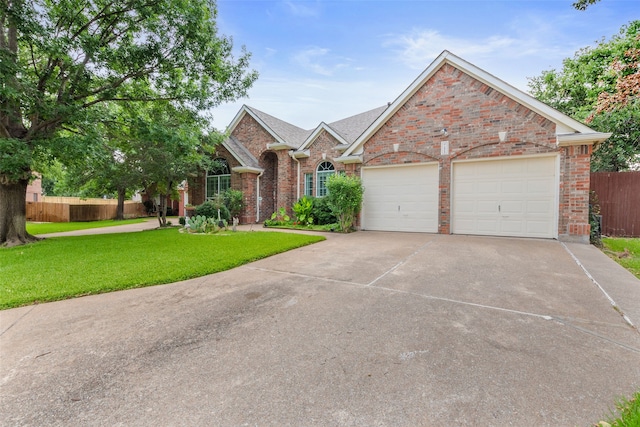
xmin=27 ymin=218 xmax=148 ymax=235
xmin=602 ymin=237 xmax=640 ymax=280
xmin=0 ymin=228 xmax=324 ymax=309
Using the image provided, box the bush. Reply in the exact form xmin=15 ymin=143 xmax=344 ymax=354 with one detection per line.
xmin=194 ymin=198 xmax=230 ymax=222
xmin=326 ymin=174 xmax=364 ymax=232
xmin=311 ymin=196 xmax=337 ymax=225
xmin=292 ymin=196 xmax=314 ymax=226
xmin=222 ymin=189 xmax=244 ymax=219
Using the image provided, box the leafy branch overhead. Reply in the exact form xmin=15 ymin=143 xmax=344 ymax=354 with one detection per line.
xmin=0 ymin=0 xmax=257 ymax=246
xmin=527 ymin=20 xmax=640 ymax=172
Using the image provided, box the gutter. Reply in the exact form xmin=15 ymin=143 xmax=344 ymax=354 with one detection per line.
xmin=289 ymin=150 xmax=301 ymax=201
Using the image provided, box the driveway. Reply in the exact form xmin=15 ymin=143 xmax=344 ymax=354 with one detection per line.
xmin=1 ymin=232 xmax=639 ymax=426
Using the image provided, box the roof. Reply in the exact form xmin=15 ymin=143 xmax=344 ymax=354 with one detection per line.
xmin=341 ymin=50 xmax=610 ymax=157
xmin=243 ymin=106 xmax=312 ymax=148
xmin=222 ymin=135 xmax=259 ymax=169
xmin=297 ymin=105 xmax=388 ymax=152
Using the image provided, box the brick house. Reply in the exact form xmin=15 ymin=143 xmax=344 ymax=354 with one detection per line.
xmin=189 ymin=51 xmax=610 ymax=242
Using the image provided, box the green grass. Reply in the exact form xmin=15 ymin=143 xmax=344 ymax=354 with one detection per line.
xmin=595 ymin=391 xmax=640 ymax=427
xmin=0 ymin=228 xmax=324 ymax=309
xmin=602 ymin=237 xmax=640 ymax=279
xmin=27 ymin=218 xmax=148 ymax=235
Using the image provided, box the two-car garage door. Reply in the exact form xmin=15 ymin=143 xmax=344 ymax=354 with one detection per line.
xmin=361 ymin=156 xmax=557 ymax=238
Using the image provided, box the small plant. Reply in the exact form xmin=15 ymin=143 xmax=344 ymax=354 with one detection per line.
xmin=184 ymin=215 xmax=226 ymax=233
xmin=326 ymin=173 xmax=364 ymax=232
xmin=292 ymin=196 xmax=314 ymax=226
xmin=594 ymin=390 xmax=640 ymax=427
xmin=179 ymin=216 xmax=186 ymax=226
xmin=264 ymin=207 xmax=291 ymax=227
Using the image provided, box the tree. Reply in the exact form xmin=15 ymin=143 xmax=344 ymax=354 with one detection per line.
xmin=131 ymin=102 xmax=219 ymax=227
xmin=326 ymin=174 xmax=364 ymax=233
xmin=573 ymin=0 xmax=601 ymax=10
xmin=528 ymin=21 xmax=640 ymax=171
xmin=0 ymin=0 xmax=257 ymax=246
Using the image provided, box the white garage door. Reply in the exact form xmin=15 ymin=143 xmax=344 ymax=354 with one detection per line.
xmin=452 ymin=156 xmax=557 ymax=238
xmin=362 ymin=163 xmax=439 ymax=232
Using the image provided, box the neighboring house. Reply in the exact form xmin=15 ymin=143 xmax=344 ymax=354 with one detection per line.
xmin=26 ymin=173 xmax=42 ymax=202
xmin=189 ymin=51 xmax=610 ymax=243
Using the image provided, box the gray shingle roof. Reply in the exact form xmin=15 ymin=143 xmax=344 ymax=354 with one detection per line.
xmin=326 ymin=105 xmax=388 ymax=144
xmin=224 ymin=135 xmax=260 ymax=168
xmin=246 ymin=106 xmax=312 ymax=148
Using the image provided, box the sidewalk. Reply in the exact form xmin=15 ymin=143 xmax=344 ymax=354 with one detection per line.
xmin=38 ymin=218 xmax=161 ymax=238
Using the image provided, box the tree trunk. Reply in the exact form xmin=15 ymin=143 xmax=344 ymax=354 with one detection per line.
xmin=156 ymin=195 xmax=166 ymax=227
xmin=116 ymin=187 xmax=126 ymax=220
xmin=0 ymin=179 xmax=40 ymax=247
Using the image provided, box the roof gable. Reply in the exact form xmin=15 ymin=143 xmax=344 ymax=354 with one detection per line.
xmin=297 ymin=106 xmax=388 ymax=152
xmin=342 ymin=50 xmax=609 ymax=157
xmin=226 ymin=105 xmax=312 ymax=149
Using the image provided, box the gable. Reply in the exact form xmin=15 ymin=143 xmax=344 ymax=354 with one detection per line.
xmin=341 ymin=50 xmax=610 ymax=158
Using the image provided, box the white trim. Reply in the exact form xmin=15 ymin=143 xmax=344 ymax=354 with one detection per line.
xmin=298 ymin=123 xmax=349 ymax=151
xmin=557 ymin=132 xmax=612 ymax=146
xmin=232 ymin=166 xmax=263 ymax=174
xmin=334 ymin=155 xmax=363 ymax=164
xmin=267 ymin=142 xmax=297 ymax=150
xmin=226 ymin=105 xmax=289 ymax=146
xmin=291 ymin=149 xmax=310 ymax=159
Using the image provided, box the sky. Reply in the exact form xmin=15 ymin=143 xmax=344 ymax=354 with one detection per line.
xmin=210 ymin=0 xmax=638 ymax=131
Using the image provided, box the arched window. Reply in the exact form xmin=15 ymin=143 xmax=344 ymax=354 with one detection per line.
xmin=206 ymin=158 xmax=231 ymax=199
xmin=316 ymin=161 xmax=335 ymax=197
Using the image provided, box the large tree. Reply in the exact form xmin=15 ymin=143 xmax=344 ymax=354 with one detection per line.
xmin=528 ymin=20 xmax=640 ymax=172
xmin=0 ymin=0 xmax=257 ymax=246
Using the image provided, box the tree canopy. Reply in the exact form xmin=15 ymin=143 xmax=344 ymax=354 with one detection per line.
xmin=0 ymin=0 xmax=257 ymax=246
xmin=528 ymin=20 xmax=640 ymax=171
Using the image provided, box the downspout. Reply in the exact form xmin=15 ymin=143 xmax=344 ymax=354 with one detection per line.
xmin=256 ymin=170 xmax=264 ymax=223
xmin=289 ymin=150 xmax=300 ymax=201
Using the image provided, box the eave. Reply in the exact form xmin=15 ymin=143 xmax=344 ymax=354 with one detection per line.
xmin=557 ymin=132 xmax=612 ymax=147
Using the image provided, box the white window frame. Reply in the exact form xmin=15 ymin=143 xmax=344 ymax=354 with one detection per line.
xmin=316 ymin=161 xmax=335 ymax=198
xmin=206 ymin=158 xmax=231 ymax=199
xmin=304 ymin=173 xmax=313 ymax=197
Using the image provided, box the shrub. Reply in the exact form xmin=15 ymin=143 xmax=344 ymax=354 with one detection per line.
xmin=326 ymin=174 xmax=364 ymax=232
xmin=194 ymin=198 xmax=230 ymax=222
xmin=264 ymin=207 xmax=291 ymax=227
xmin=292 ymin=196 xmax=314 ymax=226
xmin=222 ymin=189 xmax=244 ymax=219
xmin=311 ymin=196 xmax=337 ymax=225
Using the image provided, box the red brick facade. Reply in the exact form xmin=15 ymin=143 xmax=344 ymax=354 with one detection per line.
xmin=189 ymin=53 xmax=603 ymax=242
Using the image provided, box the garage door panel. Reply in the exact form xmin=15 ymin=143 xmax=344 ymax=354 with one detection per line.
xmin=362 ymin=164 xmax=438 ymax=233
xmin=452 ymin=157 xmax=557 ymax=239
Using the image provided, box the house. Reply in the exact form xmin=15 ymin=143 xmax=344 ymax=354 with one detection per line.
xmin=189 ymin=51 xmax=610 ymax=243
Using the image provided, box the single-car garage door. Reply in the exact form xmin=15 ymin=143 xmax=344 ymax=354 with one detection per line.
xmin=362 ymin=163 xmax=439 ymax=232
xmin=452 ymin=156 xmax=557 ymax=239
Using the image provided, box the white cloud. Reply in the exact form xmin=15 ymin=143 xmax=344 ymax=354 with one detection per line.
xmin=283 ymin=0 xmax=320 ymax=17
xmin=383 ymin=29 xmax=521 ymax=70
xmin=292 ymin=47 xmax=352 ymax=76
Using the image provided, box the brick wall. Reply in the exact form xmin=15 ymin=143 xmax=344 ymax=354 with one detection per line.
xmin=297 ymin=131 xmax=347 ymax=198
xmin=359 ymin=64 xmax=590 ymax=239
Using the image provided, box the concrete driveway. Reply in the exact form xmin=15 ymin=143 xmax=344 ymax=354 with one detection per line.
xmin=1 ymin=232 xmax=639 ymax=426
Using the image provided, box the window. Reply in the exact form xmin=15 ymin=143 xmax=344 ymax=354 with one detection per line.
xmin=304 ymin=173 xmax=313 ymax=197
xmin=316 ymin=161 xmax=334 ymax=197
xmin=206 ymin=158 xmax=231 ymax=199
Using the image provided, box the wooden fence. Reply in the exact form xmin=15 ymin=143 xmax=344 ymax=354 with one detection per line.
xmin=590 ymin=171 xmax=640 ymax=237
xmin=26 ymin=200 xmax=146 ymax=222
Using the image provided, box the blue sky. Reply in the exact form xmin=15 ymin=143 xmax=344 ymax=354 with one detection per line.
xmin=211 ymin=0 xmax=638 ymax=130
